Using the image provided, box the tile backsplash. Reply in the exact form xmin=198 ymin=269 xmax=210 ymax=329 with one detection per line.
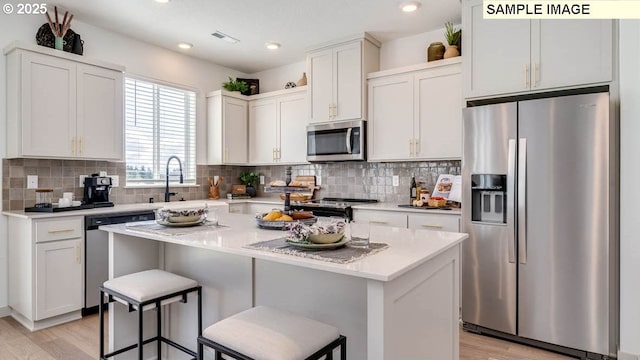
xmin=2 ymin=158 xmax=460 ymax=210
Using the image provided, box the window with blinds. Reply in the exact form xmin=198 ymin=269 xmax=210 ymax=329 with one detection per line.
xmin=125 ymin=78 xmax=196 ymax=185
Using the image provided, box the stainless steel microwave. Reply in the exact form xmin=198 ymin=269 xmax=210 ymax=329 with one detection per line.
xmin=307 ymin=120 xmax=365 ymax=162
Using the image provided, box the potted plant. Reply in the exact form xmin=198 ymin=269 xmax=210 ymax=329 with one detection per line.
xmin=443 ymin=22 xmax=461 ymax=59
xmin=239 ymin=171 xmax=260 ymax=197
xmin=222 ymin=77 xmax=249 ymax=93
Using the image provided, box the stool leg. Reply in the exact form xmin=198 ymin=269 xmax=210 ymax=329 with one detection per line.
xmin=197 ymin=338 xmax=203 ymax=360
xmin=215 ymin=350 xmax=223 ymax=360
xmin=138 ymin=306 xmax=144 ymax=360
xmin=340 ymin=336 xmax=346 ymax=360
xmin=99 ymin=289 xmax=105 ymax=359
xmin=198 ymin=287 xmax=202 ymax=337
xmin=157 ymin=300 xmax=161 ymax=359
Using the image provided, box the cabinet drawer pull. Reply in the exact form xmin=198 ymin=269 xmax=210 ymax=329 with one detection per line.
xmin=524 ymin=64 xmax=529 ymax=88
xmin=80 ymin=137 xmax=84 ymax=155
xmin=533 ymin=63 xmax=539 ymax=87
xmin=414 ymin=138 xmax=419 ymax=156
xmin=421 ymin=224 xmax=443 ymax=229
xmin=409 ymin=139 xmax=413 ymax=157
xmin=71 ymin=136 xmax=76 ymax=155
xmin=48 ymin=228 xmax=74 ymax=234
xmin=76 ymin=241 xmax=81 ymax=264
xmin=369 ymin=221 xmax=388 ymax=225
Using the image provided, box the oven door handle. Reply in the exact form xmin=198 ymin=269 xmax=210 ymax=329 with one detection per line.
xmin=346 ymin=128 xmax=353 ymax=154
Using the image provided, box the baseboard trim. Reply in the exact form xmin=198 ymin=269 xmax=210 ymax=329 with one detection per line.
xmin=618 ymin=351 xmax=640 ymax=360
xmin=0 ymin=306 xmax=9 ymax=318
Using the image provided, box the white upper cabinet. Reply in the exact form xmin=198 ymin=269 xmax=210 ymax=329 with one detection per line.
xmin=277 ymin=91 xmax=308 ymax=164
xmin=5 ymin=43 xmax=125 ymax=160
xmin=249 ymin=98 xmax=278 ymax=165
xmin=249 ymin=87 xmax=308 ymax=165
xmin=462 ymin=0 xmax=613 ymax=99
xmin=76 ymin=64 xmax=123 ymax=160
xmin=207 ymin=91 xmax=248 ymax=165
xmin=368 ymin=59 xmax=462 ymax=162
xmin=308 ymin=34 xmax=380 ymax=123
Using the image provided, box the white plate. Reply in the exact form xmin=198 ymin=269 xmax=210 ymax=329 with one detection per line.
xmin=156 ymin=218 xmax=205 ymax=227
xmin=285 ymin=237 xmax=349 ymax=250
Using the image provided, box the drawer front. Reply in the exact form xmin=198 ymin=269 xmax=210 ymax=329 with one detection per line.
xmin=35 ymin=217 xmax=83 ymax=243
xmin=407 ymin=213 xmax=460 ymax=232
xmin=353 ymin=210 xmax=407 ymax=228
xmin=228 ymin=203 xmax=247 ymax=214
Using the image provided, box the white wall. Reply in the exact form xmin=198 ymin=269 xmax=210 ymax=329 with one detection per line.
xmin=0 ymin=14 xmax=246 ymax=312
xmin=249 ymin=61 xmax=306 ymax=93
xmin=379 ymin=27 xmax=451 ymax=70
xmin=618 ymin=20 xmax=640 ymax=360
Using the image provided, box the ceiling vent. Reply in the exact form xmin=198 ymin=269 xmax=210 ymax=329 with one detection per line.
xmin=211 ymin=31 xmax=240 ymax=44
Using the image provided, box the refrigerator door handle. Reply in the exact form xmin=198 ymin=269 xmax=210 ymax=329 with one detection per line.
xmin=507 ymin=139 xmax=517 ymax=263
xmin=518 ymin=138 xmax=527 ymax=264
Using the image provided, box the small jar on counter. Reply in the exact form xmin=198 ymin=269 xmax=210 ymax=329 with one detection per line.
xmin=35 ymin=188 xmax=53 ymax=208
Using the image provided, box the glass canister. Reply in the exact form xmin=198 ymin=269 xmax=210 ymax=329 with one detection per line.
xmin=35 ymin=189 xmax=53 ymax=208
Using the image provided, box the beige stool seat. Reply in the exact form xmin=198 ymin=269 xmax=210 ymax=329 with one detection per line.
xmin=200 ymin=306 xmax=344 ymax=360
xmin=104 ymin=269 xmax=197 ymax=310
xmin=99 ymin=269 xmax=202 ymax=360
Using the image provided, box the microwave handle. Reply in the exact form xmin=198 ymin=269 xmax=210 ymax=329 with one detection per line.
xmin=346 ymin=128 xmax=353 ymax=154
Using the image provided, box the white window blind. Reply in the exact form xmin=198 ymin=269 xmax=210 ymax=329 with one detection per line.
xmin=125 ymin=78 xmax=196 ymax=185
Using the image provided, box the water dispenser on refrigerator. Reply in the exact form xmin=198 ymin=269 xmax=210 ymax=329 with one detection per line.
xmin=471 ymin=174 xmax=507 ymax=224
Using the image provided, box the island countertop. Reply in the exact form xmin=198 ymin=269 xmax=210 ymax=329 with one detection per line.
xmin=100 ymin=213 xmax=467 ymax=282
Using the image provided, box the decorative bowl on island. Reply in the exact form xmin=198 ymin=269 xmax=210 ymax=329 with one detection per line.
xmin=286 ymin=220 xmax=346 ymax=244
xmin=156 ymin=207 xmax=208 ymax=223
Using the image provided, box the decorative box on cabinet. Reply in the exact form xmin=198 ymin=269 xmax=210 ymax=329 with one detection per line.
xmin=462 ymin=0 xmax=612 ymax=98
xmin=4 ymin=42 xmax=124 ymax=160
xmin=207 ymin=90 xmax=249 ymax=165
xmin=307 ymin=34 xmax=380 ymax=123
xmin=367 ymin=58 xmax=462 ymax=161
xmin=8 ymin=216 xmax=84 ymax=331
xmin=248 ymin=87 xmax=308 ymax=165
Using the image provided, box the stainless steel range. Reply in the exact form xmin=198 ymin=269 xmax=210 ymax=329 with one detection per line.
xmin=291 ymin=198 xmax=378 ymax=221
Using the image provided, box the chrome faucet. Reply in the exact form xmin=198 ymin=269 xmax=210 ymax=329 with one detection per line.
xmin=165 ymin=156 xmax=184 ymax=202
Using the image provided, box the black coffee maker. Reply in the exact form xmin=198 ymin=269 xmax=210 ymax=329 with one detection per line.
xmin=83 ymin=174 xmax=114 ymax=207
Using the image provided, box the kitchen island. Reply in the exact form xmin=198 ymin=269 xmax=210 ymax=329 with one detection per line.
xmin=100 ymin=212 xmax=467 ymax=360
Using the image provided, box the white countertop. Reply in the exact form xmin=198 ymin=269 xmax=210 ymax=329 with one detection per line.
xmin=2 ymin=197 xmax=460 ymax=219
xmin=1 ymin=200 xmax=229 ymax=219
xmin=352 ymin=202 xmax=462 ymax=215
xmin=100 ymin=213 xmax=467 ymax=282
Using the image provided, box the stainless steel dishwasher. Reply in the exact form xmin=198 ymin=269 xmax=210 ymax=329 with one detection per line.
xmin=83 ymin=210 xmax=156 ymax=315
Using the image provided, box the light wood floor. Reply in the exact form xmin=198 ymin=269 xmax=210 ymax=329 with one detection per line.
xmin=0 ymin=314 xmax=576 ymax=359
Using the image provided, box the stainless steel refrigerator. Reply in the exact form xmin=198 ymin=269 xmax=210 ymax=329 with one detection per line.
xmin=461 ymin=91 xmax=618 ymax=359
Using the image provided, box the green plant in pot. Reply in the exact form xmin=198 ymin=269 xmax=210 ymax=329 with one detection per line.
xmin=239 ymin=171 xmax=260 ymax=197
xmin=222 ymin=77 xmax=249 ymax=93
xmin=443 ymin=22 xmax=461 ymax=58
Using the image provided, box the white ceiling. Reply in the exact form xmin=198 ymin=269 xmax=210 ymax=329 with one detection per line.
xmin=51 ymin=0 xmax=461 ymax=73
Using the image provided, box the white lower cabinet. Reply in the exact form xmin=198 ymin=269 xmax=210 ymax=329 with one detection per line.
xmin=407 ymin=213 xmax=460 ymax=232
xmin=8 ymin=216 xmax=84 ymax=330
xmin=353 ymin=209 xmax=461 ymax=232
xmin=35 ymin=239 xmax=82 ymax=320
xmin=352 ymin=209 xmax=407 ymax=228
xmin=228 ymin=202 xmax=281 ymax=216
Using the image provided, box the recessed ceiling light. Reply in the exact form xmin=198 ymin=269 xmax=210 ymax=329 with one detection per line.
xmin=265 ymin=42 xmax=281 ymax=50
xmin=155 ymin=0 xmax=170 ymax=3
xmin=178 ymin=42 xmax=193 ymax=49
xmin=400 ymin=1 xmax=421 ymax=12
xmin=212 ymin=31 xmax=240 ymax=44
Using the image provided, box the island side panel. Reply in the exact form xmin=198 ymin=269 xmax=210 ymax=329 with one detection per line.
xmin=108 ymin=232 xmax=161 ymax=359
xmin=253 ymin=259 xmax=368 ymax=360
xmin=368 ymin=244 xmax=460 ymax=360
xmin=163 ymin=243 xmax=254 ymax=359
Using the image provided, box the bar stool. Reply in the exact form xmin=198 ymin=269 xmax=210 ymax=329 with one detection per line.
xmin=99 ymin=269 xmax=202 ymax=360
xmin=198 ymin=305 xmax=346 ymax=360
